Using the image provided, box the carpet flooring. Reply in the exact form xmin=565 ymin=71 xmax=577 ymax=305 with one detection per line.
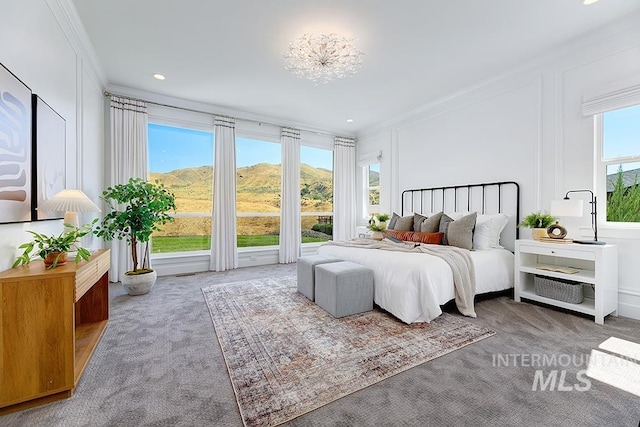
xmin=2 ymin=263 xmax=640 ymax=426
xmin=202 ymin=276 xmax=494 ymax=427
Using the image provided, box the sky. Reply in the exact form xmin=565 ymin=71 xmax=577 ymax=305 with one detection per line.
xmin=148 ymin=123 xmax=333 ymax=173
xmin=603 ymin=103 xmax=640 ymax=169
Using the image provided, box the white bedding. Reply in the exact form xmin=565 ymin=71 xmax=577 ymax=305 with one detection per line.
xmin=316 ymin=244 xmax=514 ymax=324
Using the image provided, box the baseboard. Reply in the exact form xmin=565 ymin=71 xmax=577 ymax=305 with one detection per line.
xmin=618 ymin=287 xmax=640 ymax=321
xmin=151 ymin=243 xmax=323 ymax=276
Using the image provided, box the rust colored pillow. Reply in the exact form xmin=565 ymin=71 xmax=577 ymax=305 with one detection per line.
xmin=383 ymin=230 xmax=443 ymax=245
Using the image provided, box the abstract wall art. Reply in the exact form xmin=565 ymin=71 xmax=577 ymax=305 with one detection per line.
xmin=0 ymin=63 xmax=32 ymax=223
xmin=32 ymin=95 xmax=65 ymax=220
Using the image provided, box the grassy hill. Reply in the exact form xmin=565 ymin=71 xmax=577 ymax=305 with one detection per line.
xmin=150 ymin=163 xmax=332 ymax=212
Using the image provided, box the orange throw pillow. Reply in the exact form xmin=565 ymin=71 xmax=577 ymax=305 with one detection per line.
xmin=383 ymin=230 xmax=443 ymax=245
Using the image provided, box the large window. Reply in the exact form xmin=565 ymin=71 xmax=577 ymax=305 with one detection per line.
xmin=601 ymin=104 xmax=640 ymax=223
xmin=236 ymin=137 xmax=281 ymax=247
xmin=300 ymin=146 xmax=333 ymax=242
xmin=148 ymin=123 xmax=214 ymax=253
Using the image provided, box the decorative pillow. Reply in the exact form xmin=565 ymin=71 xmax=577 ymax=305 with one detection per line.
xmin=439 ymin=212 xmax=477 ymax=250
xmin=384 ymin=230 xmax=443 ymax=245
xmin=393 ymin=214 xmax=414 ymax=231
xmin=420 ymin=212 xmax=443 ymax=233
xmin=387 ymin=212 xmax=400 ymax=230
xmin=473 ymin=213 xmax=510 ymax=250
xmin=413 ymin=213 xmax=428 ymax=232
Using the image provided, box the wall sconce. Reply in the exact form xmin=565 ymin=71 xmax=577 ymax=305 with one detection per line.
xmin=550 ymin=189 xmax=605 ymax=245
xmin=37 ymin=189 xmax=101 ymax=230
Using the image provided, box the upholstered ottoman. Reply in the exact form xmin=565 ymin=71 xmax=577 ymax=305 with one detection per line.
xmin=314 ymin=261 xmax=374 ymax=318
xmin=296 ymin=255 xmax=342 ymax=301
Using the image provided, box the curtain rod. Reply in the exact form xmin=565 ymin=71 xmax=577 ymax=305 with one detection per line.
xmin=103 ymin=91 xmax=340 ymax=138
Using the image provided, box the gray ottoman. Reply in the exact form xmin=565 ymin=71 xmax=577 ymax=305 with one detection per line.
xmin=297 ymin=255 xmax=342 ymax=300
xmin=315 ymin=261 xmax=374 ymax=318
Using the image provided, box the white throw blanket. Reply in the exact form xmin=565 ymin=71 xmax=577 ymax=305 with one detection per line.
xmin=323 ymin=239 xmax=477 ymax=317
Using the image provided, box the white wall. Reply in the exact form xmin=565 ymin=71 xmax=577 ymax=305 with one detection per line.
xmin=0 ymin=0 xmax=105 ymax=271
xmin=357 ymin=12 xmax=640 ymax=320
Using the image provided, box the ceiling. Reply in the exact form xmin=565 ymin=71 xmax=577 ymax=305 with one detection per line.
xmin=72 ymin=0 xmax=640 ymax=135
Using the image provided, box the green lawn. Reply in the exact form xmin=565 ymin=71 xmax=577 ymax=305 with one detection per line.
xmin=151 ymin=235 xmax=328 ymax=253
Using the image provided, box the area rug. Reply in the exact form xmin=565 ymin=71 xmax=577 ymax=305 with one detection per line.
xmin=202 ymin=276 xmax=495 ymax=427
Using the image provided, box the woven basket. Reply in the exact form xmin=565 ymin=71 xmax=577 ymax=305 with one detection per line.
xmin=534 ymin=275 xmax=584 ymax=304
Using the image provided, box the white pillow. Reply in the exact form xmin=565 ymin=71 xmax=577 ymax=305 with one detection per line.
xmin=473 ymin=213 xmax=510 ymax=250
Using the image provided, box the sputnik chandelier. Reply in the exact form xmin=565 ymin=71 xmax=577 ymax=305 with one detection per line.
xmin=284 ymin=33 xmax=364 ymax=84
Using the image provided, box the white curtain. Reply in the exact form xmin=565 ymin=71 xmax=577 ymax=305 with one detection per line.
xmin=333 ymin=137 xmax=357 ymax=241
xmin=108 ymin=96 xmax=148 ymax=282
xmin=210 ymin=116 xmax=238 ymax=271
xmin=279 ymin=128 xmax=301 ymax=263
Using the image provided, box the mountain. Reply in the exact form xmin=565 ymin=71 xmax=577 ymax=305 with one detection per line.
xmin=150 ymin=163 xmax=333 ymax=209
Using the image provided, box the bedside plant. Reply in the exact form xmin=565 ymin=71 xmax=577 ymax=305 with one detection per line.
xmin=367 ymin=216 xmax=388 ymax=240
xmin=13 ymin=219 xmax=97 ymax=269
xmin=376 ymin=213 xmax=390 ymax=223
xmin=518 ymin=211 xmax=557 ymax=229
xmin=518 ymin=211 xmax=557 ymax=241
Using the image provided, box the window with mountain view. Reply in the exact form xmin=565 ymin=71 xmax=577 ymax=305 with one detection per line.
xmin=148 ymin=123 xmax=214 ymax=253
xmin=236 ymin=137 xmax=281 ymax=247
xmin=602 ymin=104 xmax=640 ymax=223
xmin=368 ymin=163 xmax=380 ymax=215
xmin=300 ymin=146 xmax=333 ymax=242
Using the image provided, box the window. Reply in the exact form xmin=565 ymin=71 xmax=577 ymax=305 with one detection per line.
xmin=601 ymin=104 xmax=640 ymax=224
xmin=148 ymin=123 xmax=214 ymax=253
xmin=367 ymin=163 xmax=380 ymax=216
xmin=300 ymin=146 xmax=333 ymax=242
xmin=236 ymin=137 xmax=281 ymax=247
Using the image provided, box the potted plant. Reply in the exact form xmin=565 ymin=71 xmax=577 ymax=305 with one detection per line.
xmin=376 ymin=213 xmax=390 ymax=228
xmin=13 ymin=219 xmax=97 ymax=269
xmin=367 ymin=218 xmax=387 ymax=241
xmin=518 ymin=211 xmax=557 ymax=241
xmin=94 ymin=178 xmax=176 ymax=295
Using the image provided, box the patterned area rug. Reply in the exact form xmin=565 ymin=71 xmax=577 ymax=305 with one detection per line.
xmin=202 ymin=276 xmax=495 ymax=427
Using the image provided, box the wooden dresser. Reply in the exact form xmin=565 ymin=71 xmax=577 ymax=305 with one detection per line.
xmin=0 ymin=249 xmax=110 ymax=414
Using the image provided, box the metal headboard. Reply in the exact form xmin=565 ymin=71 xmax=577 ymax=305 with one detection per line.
xmin=401 ymin=181 xmax=520 ymax=251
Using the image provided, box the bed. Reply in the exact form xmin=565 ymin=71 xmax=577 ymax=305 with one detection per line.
xmin=317 ymin=181 xmax=520 ymax=324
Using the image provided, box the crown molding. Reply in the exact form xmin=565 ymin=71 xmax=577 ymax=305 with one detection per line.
xmin=357 ymin=9 xmax=640 ymax=139
xmin=45 ymin=0 xmax=107 ymax=88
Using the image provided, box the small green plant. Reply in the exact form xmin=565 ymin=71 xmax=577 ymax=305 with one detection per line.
xmin=518 ymin=211 xmax=557 ymax=229
xmin=13 ymin=219 xmax=97 ymax=269
xmin=367 ymin=223 xmax=386 ymax=232
xmin=94 ymin=178 xmax=176 ymax=274
xmin=376 ymin=213 xmax=390 ymax=222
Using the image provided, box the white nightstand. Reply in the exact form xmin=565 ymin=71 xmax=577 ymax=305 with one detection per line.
xmin=514 ymin=239 xmax=618 ymax=324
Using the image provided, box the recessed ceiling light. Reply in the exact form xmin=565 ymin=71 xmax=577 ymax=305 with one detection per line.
xmin=153 ymin=73 xmax=165 ymax=80
xmin=346 ymin=118 xmax=354 ymax=123
xmin=583 ymin=0 xmax=599 ymax=5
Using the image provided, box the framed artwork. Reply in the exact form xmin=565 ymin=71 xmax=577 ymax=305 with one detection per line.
xmin=0 ymin=62 xmax=32 ymax=223
xmin=31 ymin=95 xmax=66 ymax=220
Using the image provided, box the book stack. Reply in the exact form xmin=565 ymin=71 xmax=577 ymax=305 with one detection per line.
xmin=538 ymin=237 xmax=573 ymax=244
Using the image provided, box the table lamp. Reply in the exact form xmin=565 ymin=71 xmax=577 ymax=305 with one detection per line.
xmin=550 ymin=189 xmax=605 ymax=245
xmin=37 ymin=189 xmax=101 ymax=230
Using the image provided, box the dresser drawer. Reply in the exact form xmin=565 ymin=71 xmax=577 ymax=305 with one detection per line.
xmin=517 ymin=244 xmax=595 ymax=261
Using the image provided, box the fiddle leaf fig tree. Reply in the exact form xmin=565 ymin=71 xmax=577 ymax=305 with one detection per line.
xmin=94 ymin=178 xmax=176 ymax=274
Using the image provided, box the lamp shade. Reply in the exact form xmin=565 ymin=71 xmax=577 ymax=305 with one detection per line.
xmin=550 ymin=199 xmax=583 ymax=217
xmin=37 ymin=189 xmax=101 ymax=213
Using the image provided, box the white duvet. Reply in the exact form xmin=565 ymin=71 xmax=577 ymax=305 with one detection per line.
xmin=317 ymin=244 xmax=514 ymax=324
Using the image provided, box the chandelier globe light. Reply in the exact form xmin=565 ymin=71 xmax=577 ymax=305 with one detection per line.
xmin=284 ymin=33 xmax=364 ymax=84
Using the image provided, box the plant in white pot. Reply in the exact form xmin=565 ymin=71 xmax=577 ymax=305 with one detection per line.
xmin=94 ymin=178 xmax=176 ymax=295
xmin=518 ymin=211 xmax=557 ymax=241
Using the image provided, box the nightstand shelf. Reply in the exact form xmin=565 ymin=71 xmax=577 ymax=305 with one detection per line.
xmin=515 ymin=240 xmax=617 ymax=324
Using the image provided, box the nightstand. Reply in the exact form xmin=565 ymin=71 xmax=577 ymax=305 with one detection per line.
xmin=514 ymin=239 xmax=618 ymax=324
